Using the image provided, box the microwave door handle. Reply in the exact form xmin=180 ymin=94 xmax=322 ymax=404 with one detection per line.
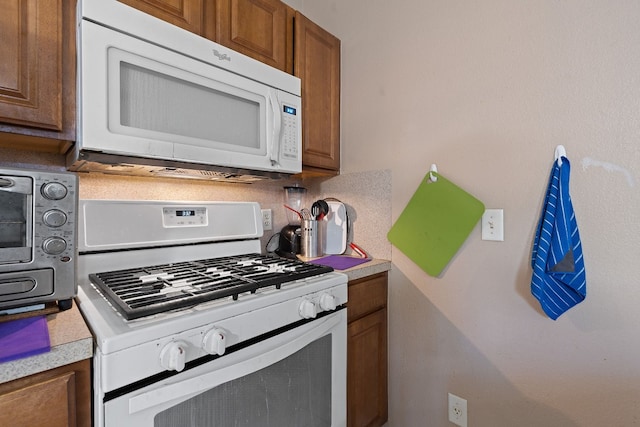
xmin=268 ymin=92 xmax=282 ymax=166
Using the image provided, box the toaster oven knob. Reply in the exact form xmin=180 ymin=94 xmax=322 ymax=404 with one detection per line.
xmin=42 ymin=237 xmax=67 ymax=255
xmin=160 ymin=341 xmax=187 ymax=372
xmin=41 ymin=182 xmax=68 ymax=200
xmin=319 ymin=293 xmax=337 ymax=311
xmin=299 ymin=299 xmax=317 ymax=319
xmin=43 ymin=209 xmax=67 ymax=227
xmin=202 ymin=328 xmax=226 ymax=356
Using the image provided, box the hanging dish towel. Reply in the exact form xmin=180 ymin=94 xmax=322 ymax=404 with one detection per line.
xmin=530 ymin=156 xmax=586 ymax=320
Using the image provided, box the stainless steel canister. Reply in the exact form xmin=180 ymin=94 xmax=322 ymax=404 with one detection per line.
xmin=301 ymin=219 xmax=323 ymax=258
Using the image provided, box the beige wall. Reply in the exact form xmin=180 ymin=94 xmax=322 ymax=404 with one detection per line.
xmin=293 ymin=0 xmax=640 ymax=426
xmin=3 ymin=1 xmax=639 ymax=424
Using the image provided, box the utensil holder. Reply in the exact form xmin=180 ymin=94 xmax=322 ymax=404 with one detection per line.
xmin=301 ymin=219 xmax=324 ymax=258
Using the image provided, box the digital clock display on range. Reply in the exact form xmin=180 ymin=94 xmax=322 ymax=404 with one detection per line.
xmin=162 ymin=207 xmax=208 ymax=227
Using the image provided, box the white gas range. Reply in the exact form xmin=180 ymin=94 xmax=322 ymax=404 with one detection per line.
xmin=75 ymin=200 xmax=348 ymax=427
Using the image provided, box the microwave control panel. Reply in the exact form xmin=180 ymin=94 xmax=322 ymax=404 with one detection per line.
xmin=281 ymin=104 xmax=299 ymax=159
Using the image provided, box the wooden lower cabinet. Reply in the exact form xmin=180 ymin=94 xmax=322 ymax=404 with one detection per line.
xmin=347 ymin=272 xmax=388 ymax=427
xmin=0 ymin=359 xmax=91 ymax=427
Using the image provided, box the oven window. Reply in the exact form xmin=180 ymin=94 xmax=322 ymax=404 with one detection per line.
xmin=154 ymin=335 xmax=332 ymax=427
xmin=0 ymin=191 xmax=28 ymax=249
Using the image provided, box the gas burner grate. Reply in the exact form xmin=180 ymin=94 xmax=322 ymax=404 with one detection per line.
xmin=88 ymin=254 xmax=333 ymax=320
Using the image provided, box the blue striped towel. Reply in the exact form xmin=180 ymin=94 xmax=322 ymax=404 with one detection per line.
xmin=530 ymin=156 xmax=586 ymax=320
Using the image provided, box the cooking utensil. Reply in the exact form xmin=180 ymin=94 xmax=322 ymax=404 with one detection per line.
xmin=283 ymin=204 xmax=302 ymax=220
xmin=300 ymin=208 xmax=312 ymax=221
xmin=311 ymin=203 xmax=320 ymax=220
xmin=311 ymin=200 xmax=329 ymax=220
xmin=349 ymin=242 xmax=367 ymax=258
xmin=317 ymin=200 xmax=329 ymax=220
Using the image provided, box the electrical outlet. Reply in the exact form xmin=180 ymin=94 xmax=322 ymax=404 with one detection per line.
xmin=261 ymin=209 xmax=273 ymax=231
xmin=481 ymin=208 xmax=504 ymax=241
xmin=448 ymin=393 xmax=467 ymax=427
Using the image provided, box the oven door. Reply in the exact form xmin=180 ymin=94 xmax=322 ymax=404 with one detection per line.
xmin=101 ymin=310 xmax=346 ymax=427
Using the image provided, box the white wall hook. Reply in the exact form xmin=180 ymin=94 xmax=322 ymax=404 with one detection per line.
xmin=555 ymin=145 xmax=567 ymax=166
xmin=428 ymin=164 xmax=438 ymax=182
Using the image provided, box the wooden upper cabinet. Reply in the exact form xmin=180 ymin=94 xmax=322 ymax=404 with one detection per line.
xmin=0 ymin=0 xmax=75 ymax=152
xmin=118 ymin=0 xmax=206 ymax=35
xmin=212 ymin=0 xmax=293 ymax=73
xmin=294 ymin=12 xmax=341 ymax=173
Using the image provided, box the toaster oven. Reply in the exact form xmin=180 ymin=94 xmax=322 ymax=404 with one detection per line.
xmin=0 ymin=167 xmax=78 ymax=311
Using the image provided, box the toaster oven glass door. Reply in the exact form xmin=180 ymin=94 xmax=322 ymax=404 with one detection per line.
xmin=0 ymin=176 xmax=32 ymax=264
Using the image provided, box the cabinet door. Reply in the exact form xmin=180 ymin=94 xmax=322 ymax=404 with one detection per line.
xmin=0 ymin=0 xmax=75 ymax=151
xmin=348 ymin=308 xmax=388 ymax=427
xmin=214 ymin=0 xmax=292 ymax=72
xmin=0 ymin=359 xmax=91 ymax=427
xmin=118 ymin=0 xmax=206 ymax=34
xmin=347 ymin=272 xmax=388 ymax=427
xmin=294 ymin=12 xmax=341 ymax=173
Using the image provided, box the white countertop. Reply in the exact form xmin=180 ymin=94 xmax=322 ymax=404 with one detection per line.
xmin=0 ymin=303 xmax=93 ymax=384
xmin=297 ymin=255 xmax=391 ymax=281
xmin=341 ymin=258 xmax=391 ymax=281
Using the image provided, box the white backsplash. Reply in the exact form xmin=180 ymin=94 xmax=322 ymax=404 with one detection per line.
xmin=318 ymin=169 xmax=392 ymax=260
xmin=78 ymin=169 xmax=391 ymax=259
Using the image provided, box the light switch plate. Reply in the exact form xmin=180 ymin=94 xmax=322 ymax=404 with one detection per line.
xmin=481 ymin=209 xmax=504 ymax=241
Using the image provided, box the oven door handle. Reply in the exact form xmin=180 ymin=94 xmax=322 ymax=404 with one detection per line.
xmin=128 ymin=312 xmax=344 ymax=414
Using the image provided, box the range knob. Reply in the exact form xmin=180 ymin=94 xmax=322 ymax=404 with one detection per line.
xmin=319 ymin=293 xmax=337 ymax=311
xmin=299 ymin=299 xmax=317 ymax=319
xmin=42 ymin=237 xmax=67 ymax=255
xmin=42 ymin=209 xmax=67 ymax=227
xmin=41 ymin=182 xmax=68 ymax=200
xmin=160 ymin=341 xmax=187 ymax=372
xmin=202 ymin=328 xmax=226 ymax=356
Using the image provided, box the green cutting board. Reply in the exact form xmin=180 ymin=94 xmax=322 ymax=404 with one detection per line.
xmin=387 ymin=172 xmax=484 ymax=277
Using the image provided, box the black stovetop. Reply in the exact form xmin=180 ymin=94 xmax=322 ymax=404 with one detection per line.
xmin=88 ymin=254 xmax=333 ymax=320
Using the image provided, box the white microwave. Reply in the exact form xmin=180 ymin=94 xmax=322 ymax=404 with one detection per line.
xmin=67 ymin=0 xmax=302 ymax=182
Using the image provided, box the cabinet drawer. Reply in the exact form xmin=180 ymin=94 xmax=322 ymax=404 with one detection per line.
xmin=348 ymin=272 xmax=387 ymax=323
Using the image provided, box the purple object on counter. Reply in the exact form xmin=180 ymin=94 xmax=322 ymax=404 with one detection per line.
xmin=308 ymin=255 xmax=371 ymax=270
xmin=0 ymin=316 xmax=50 ymax=363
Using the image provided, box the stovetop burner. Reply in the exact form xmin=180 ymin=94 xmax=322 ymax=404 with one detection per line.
xmin=89 ymin=254 xmax=334 ymax=320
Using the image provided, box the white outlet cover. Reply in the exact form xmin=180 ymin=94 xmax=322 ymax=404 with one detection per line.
xmin=448 ymin=393 xmax=468 ymax=427
xmin=261 ymin=209 xmax=273 ymax=231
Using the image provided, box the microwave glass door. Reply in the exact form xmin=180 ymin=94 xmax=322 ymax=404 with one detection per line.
xmin=0 ymin=176 xmax=32 ymax=264
xmin=81 ymin=20 xmax=273 ymax=161
xmin=115 ymin=57 xmax=263 ymax=153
